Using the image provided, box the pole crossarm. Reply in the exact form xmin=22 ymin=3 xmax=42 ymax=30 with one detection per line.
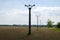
xmin=25 ymin=4 xmax=35 ymax=8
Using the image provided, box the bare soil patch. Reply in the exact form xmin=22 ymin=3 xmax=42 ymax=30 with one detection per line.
xmin=0 ymin=27 xmax=60 ymax=40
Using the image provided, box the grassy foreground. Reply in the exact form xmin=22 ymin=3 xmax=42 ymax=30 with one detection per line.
xmin=50 ymin=27 xmax=60 ymax=32
xmin=0 ymin=27 xmax=60 ymax=40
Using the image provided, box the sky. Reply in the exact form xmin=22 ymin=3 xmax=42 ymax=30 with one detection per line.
xmin=0 ymin=0 xmax=60 ymax=25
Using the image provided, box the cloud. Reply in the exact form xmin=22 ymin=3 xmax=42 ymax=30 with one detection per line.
xmin=32 ymin=7 xmax=60 ymax=25
xmin=0 ymin=8 xmax=29 ymax=25
xmin=0 ymin=7 xmax=60 ymax=25
xmin=32 ymin=7 xmax=60 ymax=17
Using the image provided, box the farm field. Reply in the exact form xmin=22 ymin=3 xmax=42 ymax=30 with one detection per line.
xmin=0 ymin=26 xmax=60 ymax=40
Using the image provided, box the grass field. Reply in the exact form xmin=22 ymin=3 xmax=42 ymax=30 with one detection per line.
xmin=0 ymin=26 xmax=60 ymax=40
xmin=51 ymin=27 xmax=60 ymax=32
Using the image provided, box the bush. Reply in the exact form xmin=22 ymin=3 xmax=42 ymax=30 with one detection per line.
xmin=47 ymin=20 xmax=53 ymax=28
xmin=57 ymin=22 xmax=60 ymax=28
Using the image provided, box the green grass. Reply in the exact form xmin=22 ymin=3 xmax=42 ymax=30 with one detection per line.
xmin=49 ymin=27 xmax=60 ymax=32
xmin=54 ymin=28 xmax=60 ymax=32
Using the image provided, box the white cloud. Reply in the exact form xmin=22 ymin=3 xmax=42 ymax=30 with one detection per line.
xmin=0 ymin=9 xmax=29 ymax=25
xmin=0 ymin=7 xmax=60 ymax=25
xmin=32 ymin=7 xmax=60 ymax=25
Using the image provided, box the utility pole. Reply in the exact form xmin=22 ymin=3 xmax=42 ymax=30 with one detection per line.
xmin=36 ymin=15 xmax=40 ymax=31
xmin=40 ymin=20 xmax=41 ymax=27
xmin=25 ymin=4 xmax=35 ymax=35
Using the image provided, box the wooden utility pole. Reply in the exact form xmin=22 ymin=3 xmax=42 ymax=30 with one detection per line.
xmin=25 ymin=4 xmax=35 ymax=35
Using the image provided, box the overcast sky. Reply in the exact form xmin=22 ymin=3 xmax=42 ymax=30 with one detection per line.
xmin=0 ymin=0 xmax=60 ymax=25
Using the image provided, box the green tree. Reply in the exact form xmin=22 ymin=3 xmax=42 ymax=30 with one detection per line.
xmin=57 ymin=22 xmax=60 ymax=28
xmin=47 ymin=20 xmax=53 ymax=28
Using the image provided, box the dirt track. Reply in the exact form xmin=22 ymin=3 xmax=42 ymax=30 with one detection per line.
xmin=0 ymin=27 xmax=60 ymax=40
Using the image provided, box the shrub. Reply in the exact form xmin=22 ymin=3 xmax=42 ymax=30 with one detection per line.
xmin=57 ymin=22 xmax=60 ymax=28
xmin=47 ymin=20 xmax=53 ymax=28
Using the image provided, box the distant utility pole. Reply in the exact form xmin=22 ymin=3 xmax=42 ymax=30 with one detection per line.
xmin=25 ymin=4 xmax=35 ymax=35
xmin=40 ymin=20 xmax=41 ymax=27
xmin=36 ymin=15 xmax=40 ymax=31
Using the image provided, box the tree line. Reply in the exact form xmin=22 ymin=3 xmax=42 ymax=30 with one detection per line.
xmin=47 ymin=20 xmax=60 ymax=28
